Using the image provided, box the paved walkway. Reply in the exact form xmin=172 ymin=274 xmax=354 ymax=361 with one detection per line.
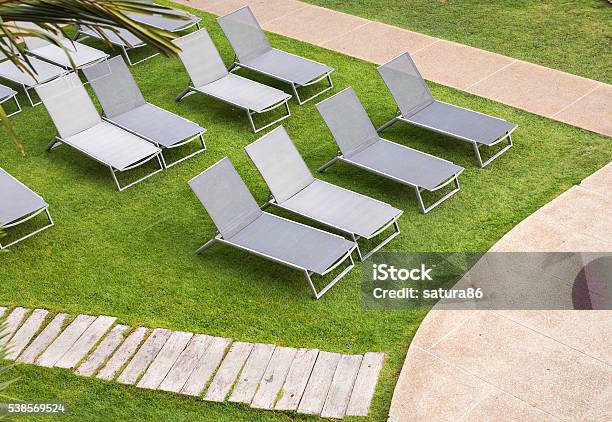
xmin=389 ymin=162 xmax=611 ymax=421
xmin=176 ymin=0 xmax=611 ymax=137
xmin=1 ymin=307 xmax=384 ymax=419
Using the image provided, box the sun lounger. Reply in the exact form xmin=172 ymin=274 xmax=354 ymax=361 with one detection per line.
xmin=245 ymin=126 xmax=402 ymax=260
xmin=188 ymin=157 xmax=356 ymax=299
xmin=174 ymin=29 xmax=291 ymax=133
xmin=35 ymin=73 xmax=163 ymax=191
xmin=217 ymin=6 xmax=334 ymax=105
xmin=0 ymin=168 xmax=53 ymax=249
xmin=82 ymin=56 xmax=206 ymax=168
xmin=377 ymin=52 xmax=517 ymax=167
xmin=19 ymin=22 xmax=108 ymax=70
xmin=0 ymin=84 xmax=20 ymax=117
xmin=76 ymin=25 xmax=158 ymax=66
xmin=317 ymin=87 xmax=464 ymax=213
xmin=126 ymin=2 xmax=201 ymax=32
xmin=0 ymin=51 xmax=66 ymax=106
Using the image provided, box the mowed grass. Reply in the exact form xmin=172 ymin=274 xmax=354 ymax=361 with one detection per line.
xmin=304 ymin=0 xmax=612 ymax=84
xmin=1 ymin=6 xmax=611 ymax=422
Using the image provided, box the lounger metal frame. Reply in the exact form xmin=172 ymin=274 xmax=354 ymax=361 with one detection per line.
xmin=228 ymin=52 xmax=334 ymax=106
xmin=176 ymin=85 xmax=291 ymax=133
xmin=0 ymin=207 xmax=54 ymax=250
xmin=0 ymin=67 xmax=66 ymax=107
xmin=46 ymin=136 xmax=164 ymax=192
xmin=377 ymin=100 xmax=517 ymax=168
xmin=101 ymin=103 xmax=207 ymax=169
xmin=318 ymin=146 xmax=464 ymax=214
xmin=0 ymin=91 xmax=22 ymax=117
xmin=260 ymin=179 xmax=401 ymax=261
xmin=193 ymin=213 xmax=356 ymax=300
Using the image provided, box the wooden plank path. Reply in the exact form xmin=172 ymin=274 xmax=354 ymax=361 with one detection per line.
xmin=1 ymin=307 xmax=384 ymax=419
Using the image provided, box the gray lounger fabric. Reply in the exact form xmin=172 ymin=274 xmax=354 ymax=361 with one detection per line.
xmin=0 ymin=84 xmax=16 ymax=102
xmin=173 ymin=29 xmax=291 ymax=132
xmin=79 ymin=26 xmax=144 ymax=49
xmin=0 ymin=168 xmax=47 ymax=227
xmin=0 ymin=168 xmax=53 ymax=249
xmin=126 ymin=2 xmax=200 ymax=32
xmin=316 ymin=87 xmax=464 ymax=213
xmin=377 ymin=52 xmax=517 ymax=166
xmin=245 ymin=126 xmax=402 ymax=239
xmin=188 ymin=158 xmax=355 ymax=297
xmin=0 ymin=56 xmax=64 ymax=88
xmin=82 ymin=57 xmax=205 ymax=158
xmin=35 ymin=73 xmax=162 ymax=190
xmin=19 ymin=23 xmax=108 ymax=69
xmin=217 ymin=6 xmax=334 ymax=103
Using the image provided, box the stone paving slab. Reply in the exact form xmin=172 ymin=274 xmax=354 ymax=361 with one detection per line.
xmin=0 ymin=307 xmax=29 ymax=346
xmin=5 ymin=307 xmax=383 ymax=418
xmin=179 ymin=0 xmax=612 ymax=137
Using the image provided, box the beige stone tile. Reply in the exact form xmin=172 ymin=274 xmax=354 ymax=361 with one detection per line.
xmin=581 ymin=162 xmax=612 ymax=197
xmin=497 ymin=310 xmax=612 ymax=365
xmin=410 ymin=40 xmax=515 ymax=90
xmin=322 ymin=22 xmax=438 ymax=64
xmin=579 ymin=383 xmax=612 ymax=422
xmin=262 ymin=5 xmax=370 ymax=45
xmin=389 ymin=346 xmax=493 ymax=422
xmin=468 ymin=61 xmax=599 ymax=117
xmin=554 ymin=84 xmax=612 ymax=137
xmin=204 ymin=0 xmax=307 ymax=22
xmin=409 ymin=310 xmax=475 ymax=350
xmin=430 ymin=312 xmax=612 ymax=420
xmin=556 ymin=232 xmax=612 ymax=253
xmin=463 ymin=391 xmax=557 ymax=422
xmin=173 ymin=0 xmax=224 ymax=12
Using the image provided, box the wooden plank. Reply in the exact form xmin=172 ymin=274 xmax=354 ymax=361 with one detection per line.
xmin=181 ymin=336 xmax=231 ymax=397
xmin=6 ymin=309 xmax=49 ymax=360
xmin=321 ymin=354 xmax=363 ymax=419
xmin=297 ymin=351 xmax=341 ymax=415
xmin=117 ymin=328 xmax=171 ymax=385
xmin=36 ymin=314 xmax=96 ymax=368
xmin=0 ymin=307 xmax=29 ymax=345
xmin=158 ymin=334 xmax=212 ymax=393
xmin=251 ymin=346 xmax=298 ymax=409
xmin=75 ymin=324 xmax=129 ymax=377
xmin=275 ymin=348 xmax=319 ymax=411
xmin=346 ymin=352 xmax=385 ymax=416
xmin=97 ymin=327 xmax=147 ymax=381
xmin=204 ymin=341 xmax=253 ymax=402
xmin=137 ymin=331 xmax=193 ymax=390
xmin=55 ymin=315 xmax=116 ymax=369
xmin=17 ymin=313 xmax=68 ymax=364
xmin=229 ymin=343 xmax=276 ymax=404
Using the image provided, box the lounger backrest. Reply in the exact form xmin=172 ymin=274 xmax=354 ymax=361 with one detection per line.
xmin=35 ymin=73 xmax=101 ymax=139
xmin=173 ymin=29 xmax=228 ymax=88
xmin=377 ymin=53 xmax=434 ymax=118
xmin=245 ymin=126 xmax=314 ymax=204
xmin=82 ymin=56 xmax=146 ymax=118
xmin=316 ymin=87 xmax=379 ymax=158
xmin=188 ymin=158 xmax=263 ymax=239
xmin=217 ymin=6 xmax=271 ymax=63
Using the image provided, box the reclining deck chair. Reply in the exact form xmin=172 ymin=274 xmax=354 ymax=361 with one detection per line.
xmin=76 ymin=25 xmax=157 ymax=66
xmin=36 ymin=73 xmax=163 ymax=191
xmin=317 ymin=87 xmax=464 ymax=214
xmin=0 ymin=168 xmax=53 ymax=249
xmin=83 ymin=56 xmax=206 ymax=168
xmin=245 ymin=126 xmax=402 ymax=261
xmin=20 ymin=22 xmax=108 ymax=70
xmin=0 ymin=84 xmax=20 ymax=117
xmin=0 ymin=51 xmax=66 ymax=106
xmin=174 ymin=29 xmax=291 ymax=133
xmin=188 ymin=158 xmax=356 ymax=299
xmin=377 ymin=53 xmax=517 ymax=167
xmin=126 ymin=2 xmax=201 ymax=32
xmin=217 ymin=6 xmax=334 ymax=105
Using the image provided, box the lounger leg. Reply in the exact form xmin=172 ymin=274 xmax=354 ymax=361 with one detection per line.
xmin=291 ymin=73 xmax=334 ymax=106
xmin=0 ymin=207 xmax=55 ymax=250
xmin=317 ymin=156 xmax=340 ymax=173
xmin=352 ymin=219 xmax=401 ymax=261
xmin=161 ymin=132 xmax=207 ymax=169
xmin=377 ymin=116 xmax=400 ymax=133
xmin=46 ymin=137 xmax=62 ymax=152
xmin=24 ymin=85 xmax=42 ymax=107
xmin=415 ymin=176 xmax=461 ymax=214
xmin=176 ymin=87 xmax=194 ymax=102
xmin=304 ymin=252 xmax=355 ymax=299
xmin=109 ymin=154 xmax=164 ymax=192
xmin=227 ymin=60 xmax=239 ymax=72
xmin=473 ymin=133 xmax=513 ymax=168
xmin=195 ymin=237 xmax=217 ymax=254
xmin=247 ymin=100 xmax=291 ymax=133
xmin=5 ymin=95 xmax=22 ymax=117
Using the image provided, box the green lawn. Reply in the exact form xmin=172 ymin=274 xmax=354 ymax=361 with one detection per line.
xmin=304 ymin=0 xmax=612 ymax=84
xmin=1 ymin=5 xmax=610 ymax=422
